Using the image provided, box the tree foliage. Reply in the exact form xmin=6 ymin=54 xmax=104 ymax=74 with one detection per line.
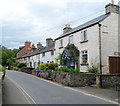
xmin=0 ymin=45 xmax=20 ymax=67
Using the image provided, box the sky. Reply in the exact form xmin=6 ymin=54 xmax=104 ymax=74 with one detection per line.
xmin=0 ymin=0 xmax=120 ymax=49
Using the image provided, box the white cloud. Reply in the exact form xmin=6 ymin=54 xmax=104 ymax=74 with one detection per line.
xmin=1 ymin=0 xmax=119 ymax=49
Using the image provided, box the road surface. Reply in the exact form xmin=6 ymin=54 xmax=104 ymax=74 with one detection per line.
xmin=2 ymin=70 xmax=117 ymax=104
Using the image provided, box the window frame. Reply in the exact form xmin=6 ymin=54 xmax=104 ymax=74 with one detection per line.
xmin=69 ymin=35 xmax=74 ymax=44
xmin=81 ymin=30 xmax=88 ymax=43
xmin=81 ymin=50 xmax=88 ymax=64
xmin=59 ymin=39 xmax=63 ymax=48
xmin=51 ymin=50 xmax=54 ymax=55
xmin=42 ymin=52 xmax=45 ymax=57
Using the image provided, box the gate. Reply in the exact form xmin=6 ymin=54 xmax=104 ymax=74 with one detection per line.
xmin=109 ymin=56 xmax=120 ymax=73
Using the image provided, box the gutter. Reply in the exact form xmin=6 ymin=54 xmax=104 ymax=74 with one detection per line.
xmin=98 ymin=23 xmax=102 ymax=88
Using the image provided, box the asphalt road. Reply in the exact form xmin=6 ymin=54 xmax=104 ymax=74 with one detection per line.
xmin=2 ymin=70 xmax=115 ymax=104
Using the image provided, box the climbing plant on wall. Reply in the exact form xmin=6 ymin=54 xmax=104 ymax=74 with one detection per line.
xmin=65 ymin=44 xmax=80 ymax=69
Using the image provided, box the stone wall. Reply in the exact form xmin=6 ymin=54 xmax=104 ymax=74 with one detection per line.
xmin=96 ymin=74 xmax=120 ymax=91
xmin=32 ymin=70 xmax=96 ymax=87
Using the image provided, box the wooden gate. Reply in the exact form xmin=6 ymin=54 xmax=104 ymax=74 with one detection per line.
xmin=109 ymin=56 xmax=120 ymax=73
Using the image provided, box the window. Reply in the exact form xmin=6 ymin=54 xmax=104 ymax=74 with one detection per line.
xmin=51 ymin=50 xmax=54 ymax=55
xmin=81 ymin=30 xmax=88 ymax=42
xmin=82 ymin=50 xmax=88 ymax=64
xmin=59 ymin=39 xmax=63 ymax=48
xmin=102 ymin=25 xmax=108 ymax=33
xmin=42 ymin=52 xmax=45 ymax=57
xmin=50 ymin=61 xmax=54 ymax=63
xmin=47 ymin=61 xmax=49 ymax=63
xmin=69 ymin=35 xmax=74 ymax=44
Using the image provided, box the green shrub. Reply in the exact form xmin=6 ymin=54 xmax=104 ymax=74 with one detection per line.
xmin=54 ymin=66 xmax=80 ymax=73
xmin=38 ymin=63 xmax=58 ymax=71
xmin=88 ymin=66 xmax=98 ymax=73
xmin=11 ymin=66 xmax=18 ymax=71
xmin=48 ymin=63 xmax=58 ymax=70
xmin=44 ymin=66 xmax=50 ymax=71
xmin=73 ymin=69 xmax=80 ymax=73
xmin=22 ymin=67 xmax=33 ymax=70
xmin=0 ymin=66 xmax=6 ymax=72
xmin=21 ymin=67 xmax=34 ymax=74
xmin=17 ymin=63 xmax=26 ymax=68
xmin=59 ymin=66 xmax=69 ymax=72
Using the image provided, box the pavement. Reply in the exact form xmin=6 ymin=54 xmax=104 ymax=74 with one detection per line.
xmin=0 ymin=72 xmax=3 ymax=106
xmin=72 ymin=86 xmax=119 ymax=104
xmin=2 ymin=70 xmax=120 ymax=104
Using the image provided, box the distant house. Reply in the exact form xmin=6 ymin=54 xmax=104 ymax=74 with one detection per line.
xmin=17 ymin=38 xmax=55 ymax=68
xmin=17 ymin=3 xmax=120 ymax=74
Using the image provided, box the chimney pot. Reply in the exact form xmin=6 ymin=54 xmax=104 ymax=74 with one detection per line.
xmin=63 ymin=24 xmax=72 ymax=34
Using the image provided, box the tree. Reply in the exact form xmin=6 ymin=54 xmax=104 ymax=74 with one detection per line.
xmin=0 ymin=45 xmax=20 ymax=67
xmin=65 ymin=44 xmax=80 ymax=69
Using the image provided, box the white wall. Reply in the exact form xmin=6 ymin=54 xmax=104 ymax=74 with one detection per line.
xmin=100 ymin=12 xmax=119 ymax=74
xmin=40 ymin=51 xmax=55 ymax=64
xmin=55 ymin=24 xmax=100 ymax=72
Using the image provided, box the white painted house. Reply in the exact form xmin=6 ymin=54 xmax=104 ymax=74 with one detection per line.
xmin=17 ymin=38 xmax=55 ymax=68
xmin=55 ymin=3 xmax=120 ymax=74
xmin=17 ymin=3 xmax=120 ymax=74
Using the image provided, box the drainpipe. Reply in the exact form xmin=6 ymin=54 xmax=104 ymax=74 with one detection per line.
xmin=98 ymin=23 xmax=102 ymax=88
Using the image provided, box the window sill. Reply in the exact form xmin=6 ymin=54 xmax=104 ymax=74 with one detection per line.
xmin=80 ymin=40 xmax=88 ymax=43
xmin=80 ymin=63 xmax=89 ymax=66
xmin=59 ymin=47 xmax=63 ymax=49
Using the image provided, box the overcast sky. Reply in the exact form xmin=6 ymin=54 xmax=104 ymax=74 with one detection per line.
xmin=0 ymin=0 xmax=120 ymax=49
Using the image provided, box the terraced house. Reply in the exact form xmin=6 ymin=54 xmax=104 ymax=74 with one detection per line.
xmin=17 ymin=38 xmax=55 ymax=68
xmin=17 ymin=3 xmax=120 ymax=74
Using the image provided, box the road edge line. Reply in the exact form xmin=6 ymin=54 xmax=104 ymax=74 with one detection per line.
xmin=7 ymin=76 xmax=36 ymax=104
xmin=17 ymin=71 xmax=119 ymax=104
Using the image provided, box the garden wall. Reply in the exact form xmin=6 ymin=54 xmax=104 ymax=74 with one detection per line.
xmin=32 ymin=70 xmax=96 ymax=87
xmin=96 ymin=74 xmax=120 ymax=91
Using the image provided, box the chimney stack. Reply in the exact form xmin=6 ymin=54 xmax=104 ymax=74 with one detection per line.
xmin=63 ymin=24 xmax=72 ymax=34
xmin=25 ymin=41 xmax=31 ymax=48
xmin=105 ymin=3 xmax=119 ymax=14
xmin=37 ymin=42 xmax=43 ymax=49
xmin=46 ymin=38 xmax=54 ymax=47
xmin=31 ymin=44 xmax=36 ymax=48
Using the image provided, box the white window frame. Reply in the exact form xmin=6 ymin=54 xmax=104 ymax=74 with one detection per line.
xmin=59 ymin=39 xmax=63 ymax=48
xmin=81 ymin=30 xmax=87 ymax=42
xmin=69 ymin=35 xmax=74 ymax=44
xmin=81 ymin=50 xmax=88 ymax=64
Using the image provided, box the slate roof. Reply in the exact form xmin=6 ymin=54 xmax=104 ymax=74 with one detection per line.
xmin=18 ymin=45 xmax=54 ymax=58
xmin=55 ymin=12 xmax=110 ymax=40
